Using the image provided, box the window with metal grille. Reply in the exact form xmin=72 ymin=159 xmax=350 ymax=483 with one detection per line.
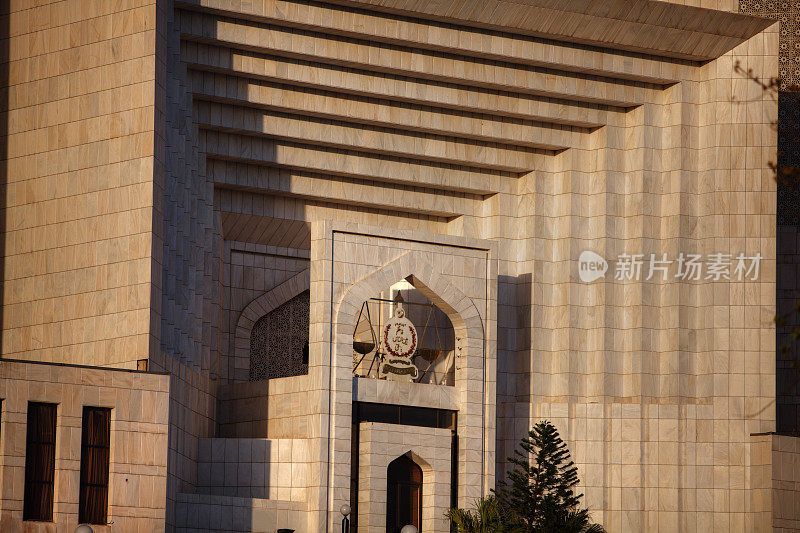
xmin=23 ymin=402 xmax=57 ymax=522
xmin=79 ymin=407 xmax=111 ymax=525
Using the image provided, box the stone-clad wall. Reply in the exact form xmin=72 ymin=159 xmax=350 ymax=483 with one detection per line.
xmin=770 ymin=435 xmax=800 ymax=531
xmin=154 ymin=6 xmax=224 ymax=529
xmin=358 ymin=422 xmax=452 ymax=533
xmin=156 ymin=0 xmax=218 ymax=374
xmin=216 ymin=375 xmax=312 ymax=439
xmin=223 ymin=243 xmax=309 ymax=382
xmin=0 ymin=359 xmax=170 ymax=531
xmin=196 ymin=437 xmax=311 ymax=501
xmin=751 ymin=433 xmax=800 ymax=531
xmin=0 ymin=1 xmax=786 ymax=532
xmin=309 ymin=222 xmax=498 ymax=530
xmin=1 ymin=0 xmax=160 ymax=367
xmin=500 ymin=29 xmax=779 ymax=531
xmin=174 ymin=492 xmax=306 ymax=532
xmin=159 ymin=353 xmax=216 ymax=527
xmin=660 ymin=0 xmax=740 ymax=11
xmin=216 ymin=379 xmax=269 ymax=438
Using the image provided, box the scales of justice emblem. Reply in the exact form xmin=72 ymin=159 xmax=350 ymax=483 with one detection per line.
xmin=379 ymin=303 xmax=418 ymax=381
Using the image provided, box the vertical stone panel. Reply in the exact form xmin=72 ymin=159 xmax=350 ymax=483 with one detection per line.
xmin=2 ymin=0 xmax=159 ymax=367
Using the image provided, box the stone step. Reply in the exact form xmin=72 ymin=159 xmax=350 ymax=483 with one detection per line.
xmin=174 ymin=493 xmax=306 ymax=532
xmin=195 ymin=438 xmax=310 ymax=500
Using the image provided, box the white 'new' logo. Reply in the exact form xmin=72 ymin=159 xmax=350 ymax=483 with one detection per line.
xmin=578 ymin=250 xmax=608 ymax=282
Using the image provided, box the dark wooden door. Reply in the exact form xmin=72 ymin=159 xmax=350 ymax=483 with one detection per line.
xmin=386 ymin=454 xmax=422 ymax=533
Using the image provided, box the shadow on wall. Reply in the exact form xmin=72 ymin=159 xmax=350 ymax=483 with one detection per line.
xmin=196 ymin=438 xmax=273 ymax=498
xmin=496 ymin=272 xmax=534 ymax=485
xmin=0 ymin=1 xmax=9 ymax=352
xmin=216 ymin=379 xmax=270 ymax=438
xmin=777 ymin=91 xmax=800 ymax=435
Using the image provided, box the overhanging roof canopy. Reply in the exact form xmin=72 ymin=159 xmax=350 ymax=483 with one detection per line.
xmin=322 ymin=0 xmax=776 ymax=61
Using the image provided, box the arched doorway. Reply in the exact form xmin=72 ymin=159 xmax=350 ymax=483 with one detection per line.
xmin=386 ymin=454 xmax=422 ymax=533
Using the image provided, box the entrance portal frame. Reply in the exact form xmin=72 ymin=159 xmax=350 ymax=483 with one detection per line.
xmin=307 ymin=221 xmax=497 ymax=531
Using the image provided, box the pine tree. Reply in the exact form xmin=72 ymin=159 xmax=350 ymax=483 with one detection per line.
xmin=494 ymin=421 xmax=604 ymax=533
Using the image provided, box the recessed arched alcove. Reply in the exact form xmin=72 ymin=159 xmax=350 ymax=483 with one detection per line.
xmin=233 ymin=268 xmax=311 ymax=381
xmin=220 ymin=269 xmax=313 ymax=439
xmin=329 ymin=247 xmax=493 ymax=533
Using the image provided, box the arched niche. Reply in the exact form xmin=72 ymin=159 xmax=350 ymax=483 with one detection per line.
xmin=352 ymin=276 xmax=457 ymax=386
xmin=234 ymin=268 xmax=310 ymax=381
xmin=329 ymin=252 xmax=488 ymax=530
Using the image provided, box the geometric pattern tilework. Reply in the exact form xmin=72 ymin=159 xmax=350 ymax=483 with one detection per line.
xmin=741 ymin=0 xmax=800 ymax=434
xmin=740 ymin=1 xmax=800 ymax=216
xmin=249 ymin=290 xmax=310 ymax=380
xmin=740 ymin=1 xmax=800 ymax=88
xmin=224 ymin=244 xmax=310 ymax=382
xmin=740 ymin=1 xmax=800 ymax=221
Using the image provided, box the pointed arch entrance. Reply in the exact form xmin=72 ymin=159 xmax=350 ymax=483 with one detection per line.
xmin=315 ymin=229 xmax=497 ymax=533
xmin=386 ymin=454 xmax=423 ymax=533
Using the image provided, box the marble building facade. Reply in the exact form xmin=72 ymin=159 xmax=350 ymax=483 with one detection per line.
xmin=1 ymin=0 xmax=799 ymax=531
